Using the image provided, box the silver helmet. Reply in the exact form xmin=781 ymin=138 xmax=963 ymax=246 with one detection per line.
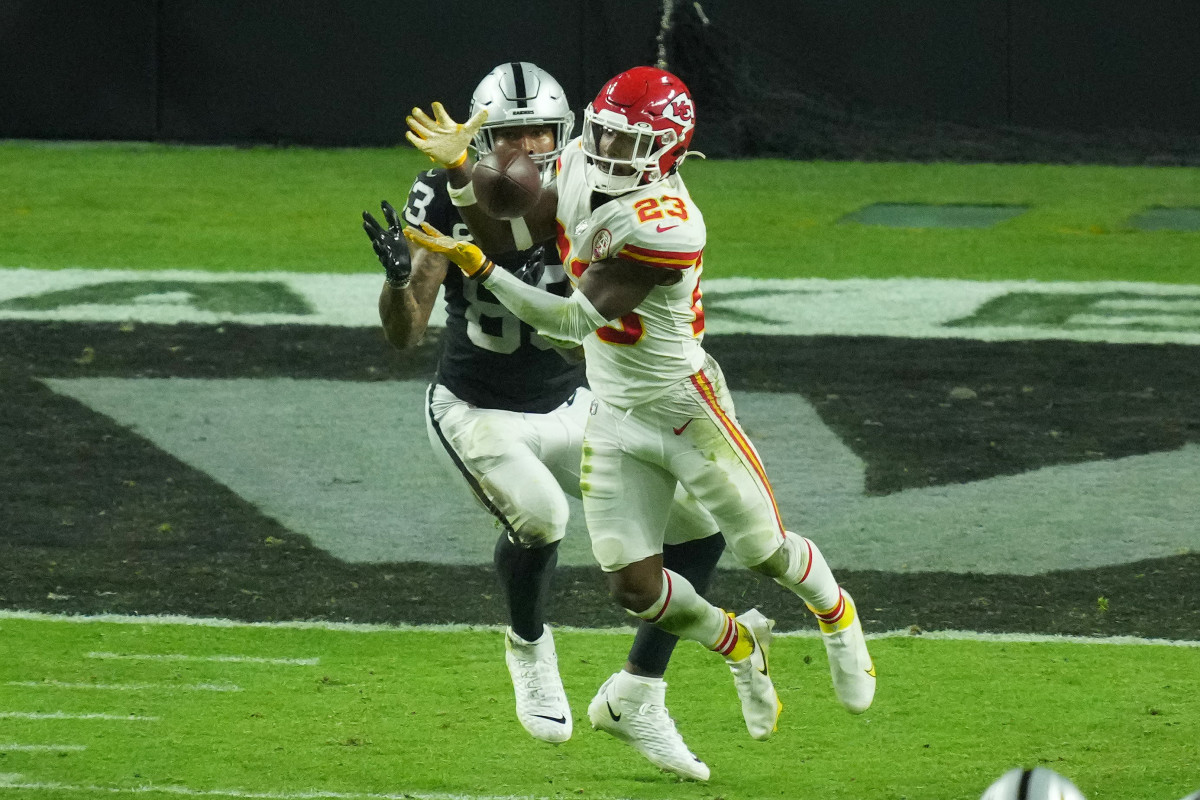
xmin=980 ymin=767 xmax=1087 ymax=800
xmin=469 ymin=62 xmax=574 ymax=183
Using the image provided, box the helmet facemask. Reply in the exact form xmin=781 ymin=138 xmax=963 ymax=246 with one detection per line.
xmin=582 ymin=106 xmax=680 ymax=195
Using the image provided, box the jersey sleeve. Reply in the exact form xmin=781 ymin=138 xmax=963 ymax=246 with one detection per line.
xmin=401 ymin=168 xmax=459 ymax=234
xmin=616 ymin=239 xmax=704 ymax=270
xmin=613 ymin=203 xmax=705 ymax=271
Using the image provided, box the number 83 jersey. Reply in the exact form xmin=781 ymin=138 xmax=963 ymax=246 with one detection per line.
xmin=554 ymin=139 xmax=707 ymax=409
xmin=404 ymin=168 xmax=585 ymax=413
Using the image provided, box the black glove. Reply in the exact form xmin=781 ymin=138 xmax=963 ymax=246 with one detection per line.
xmin=362 ymin=201 xmax=413 ymax=288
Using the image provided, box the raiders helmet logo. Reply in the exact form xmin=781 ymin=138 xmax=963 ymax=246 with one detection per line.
xmin=592 ymin=228 xmax=613 ymax=261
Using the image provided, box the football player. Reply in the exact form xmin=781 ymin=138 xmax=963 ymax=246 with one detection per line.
xmin=404 ymin=66 xmax=877 ymax=778
xmin=365 ymin=62 xmax=726 ymax=769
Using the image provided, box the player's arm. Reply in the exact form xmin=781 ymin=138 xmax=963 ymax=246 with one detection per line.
xmin=363 ymin=200 xmax=447 ymax=350
xmin=378 ymin=243 xmax=448 ymax=350
xmin=406 ymin=102 xmax=555 ymax=254
xmin=402 ymin=223 xmax=664 ymax=346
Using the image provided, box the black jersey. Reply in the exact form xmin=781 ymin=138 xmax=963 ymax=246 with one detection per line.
xmin=403 ymin=168 xmax=586 ymax=413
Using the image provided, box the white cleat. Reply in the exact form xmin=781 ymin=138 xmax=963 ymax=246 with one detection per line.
xmin=588 ymin=672 xmax=710 ymax=781
xmin=724 ymin=609 xmax=782 ymax=740
xmin=819 ymin=592 xmax=876 ymax=714
xmin=504 ymin=625 xmax=572 ymax=743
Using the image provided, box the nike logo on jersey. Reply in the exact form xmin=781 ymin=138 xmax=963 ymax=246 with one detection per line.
xmin=532 ymin=713 xmax=569 ymax=725
xmin=656 ymin=223 xmax=680 ymax=232
xmin=606 ymin=701 xmax=622 ymax=722
xmin=672 ymin=419 xmax=693 ymax=435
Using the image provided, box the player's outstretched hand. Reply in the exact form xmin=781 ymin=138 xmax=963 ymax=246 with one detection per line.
xmin=362 ymin=201 xmax=413 ymax=288
xmin=405 ymin=103 xmax=487 ymax=169
xmin=403 ymin=222 xmax=493 ymax=281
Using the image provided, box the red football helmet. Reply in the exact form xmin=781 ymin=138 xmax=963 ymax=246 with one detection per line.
xmin=582 ymin=66 xmax=697 ymax=194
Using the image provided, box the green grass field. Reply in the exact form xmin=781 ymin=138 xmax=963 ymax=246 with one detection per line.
xmin=2 ymin=140 xmax=1198 ymax=283
xmin=2 ymin=615 xmax=1198 ymax=800
xmin=2 ymin=141 xmax=1199 ymax=799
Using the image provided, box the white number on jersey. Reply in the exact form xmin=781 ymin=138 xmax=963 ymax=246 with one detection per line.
xmin=462 ymin=279 xmax=520 ymax=354
xmin=404 ymin=181 xmax=436 ymax=226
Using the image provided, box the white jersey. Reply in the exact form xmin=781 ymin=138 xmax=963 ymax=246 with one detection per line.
xmin=554 ymin=138 xmax=708 ymax=408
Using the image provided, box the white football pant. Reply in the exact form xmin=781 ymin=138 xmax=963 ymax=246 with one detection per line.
xmin=425 ymin=383 xmax=717 ymax=549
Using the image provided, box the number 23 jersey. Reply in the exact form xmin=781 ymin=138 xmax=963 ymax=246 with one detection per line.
xmin=404 ymin=168 xmax=584 ymax=413
xmin=554 ymin=139 xmax=707 ymax=409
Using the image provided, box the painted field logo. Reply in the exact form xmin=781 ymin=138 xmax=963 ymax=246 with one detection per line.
xmin=949 ymin=291 xmax=1200 ymax=332
xmin=0 ymin=280 xmax=312 ymax=315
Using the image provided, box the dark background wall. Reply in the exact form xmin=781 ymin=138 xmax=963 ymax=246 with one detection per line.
xmin=2 ymin=0 xmax=1197 ymax=150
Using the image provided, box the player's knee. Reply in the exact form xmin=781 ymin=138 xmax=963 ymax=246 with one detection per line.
xmin=510 ymin=498 xmax=569 ymax=549
xmin=744 ymin=539 xmax=790 ymax=578
xmin=607 ymin=573 xmax=659 ymax=614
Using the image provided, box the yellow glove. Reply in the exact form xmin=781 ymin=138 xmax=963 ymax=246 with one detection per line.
xmin=405 ymin=102 xmax=488 ymax=169
xmin=403 ymin=222 xmax=494 ymax=280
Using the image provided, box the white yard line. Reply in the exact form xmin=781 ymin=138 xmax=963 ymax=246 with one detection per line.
xmin=0 ymin=712 xmax=157 ymax=722
xmin=0 ymin=744 xmax=87 ymax=752
xmin=0 ymin=776 xmax=568 ymax=800
xmin=2 ymin=609 xmax=1196 ymax=648
xmin=85 ymin=653 xmax=318 ymax=666
xmin=6 ymin=681 xmax=241 ymax=693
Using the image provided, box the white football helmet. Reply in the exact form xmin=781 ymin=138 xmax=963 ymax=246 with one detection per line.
xmin=980 ymin=767 xmax=1087 ymax=800
xmin=469 ymin=62 xmax=574 ymax=185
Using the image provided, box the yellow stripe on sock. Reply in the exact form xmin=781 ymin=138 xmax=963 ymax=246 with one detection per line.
xmin=723 ymin=613 xmax=754 ymax=661
xmin=810 ymin=593 xmax=856 ymax=634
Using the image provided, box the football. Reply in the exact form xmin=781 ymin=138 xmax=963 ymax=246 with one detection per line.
xmin=472 ymin=147 xmax=541 ymax=220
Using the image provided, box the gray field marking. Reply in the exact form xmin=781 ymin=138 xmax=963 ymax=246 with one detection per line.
xmin=42 ymin=378 xmax=1200 ymax=575
xmin=1127 ymin=207 xmax=1200 ymax=232
xmin=838 ymin=203 xmax=1028 ymax=229
xmin=5 ymin=270 xmax=1200 ymax=344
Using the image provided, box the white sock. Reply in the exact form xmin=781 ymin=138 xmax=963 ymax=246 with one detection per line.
xmin=773 ymin=534 xmax=841 ymax=613
xmin=634 ymin=568 xmax=728 ymax=650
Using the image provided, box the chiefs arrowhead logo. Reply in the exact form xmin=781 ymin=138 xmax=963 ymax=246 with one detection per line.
xmin=662 ymin=94 xmax=695 ymax=129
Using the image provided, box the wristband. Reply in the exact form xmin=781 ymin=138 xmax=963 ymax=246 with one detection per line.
xmin=472 ymin=259 xmax=495 ymax=282
xmin=447 ymin=179 xmax=477 ymax=207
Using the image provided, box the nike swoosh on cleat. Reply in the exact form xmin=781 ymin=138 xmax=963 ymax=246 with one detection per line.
xmin=867 ymin=664 xmax=877 ymax=678
xmin=532 ymin=714 xmax=568 ymax=724
xmin=606 ymin=701 xmax=621 ymax=722
xmin=672 ymin=419 xmax=693 ymax=435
